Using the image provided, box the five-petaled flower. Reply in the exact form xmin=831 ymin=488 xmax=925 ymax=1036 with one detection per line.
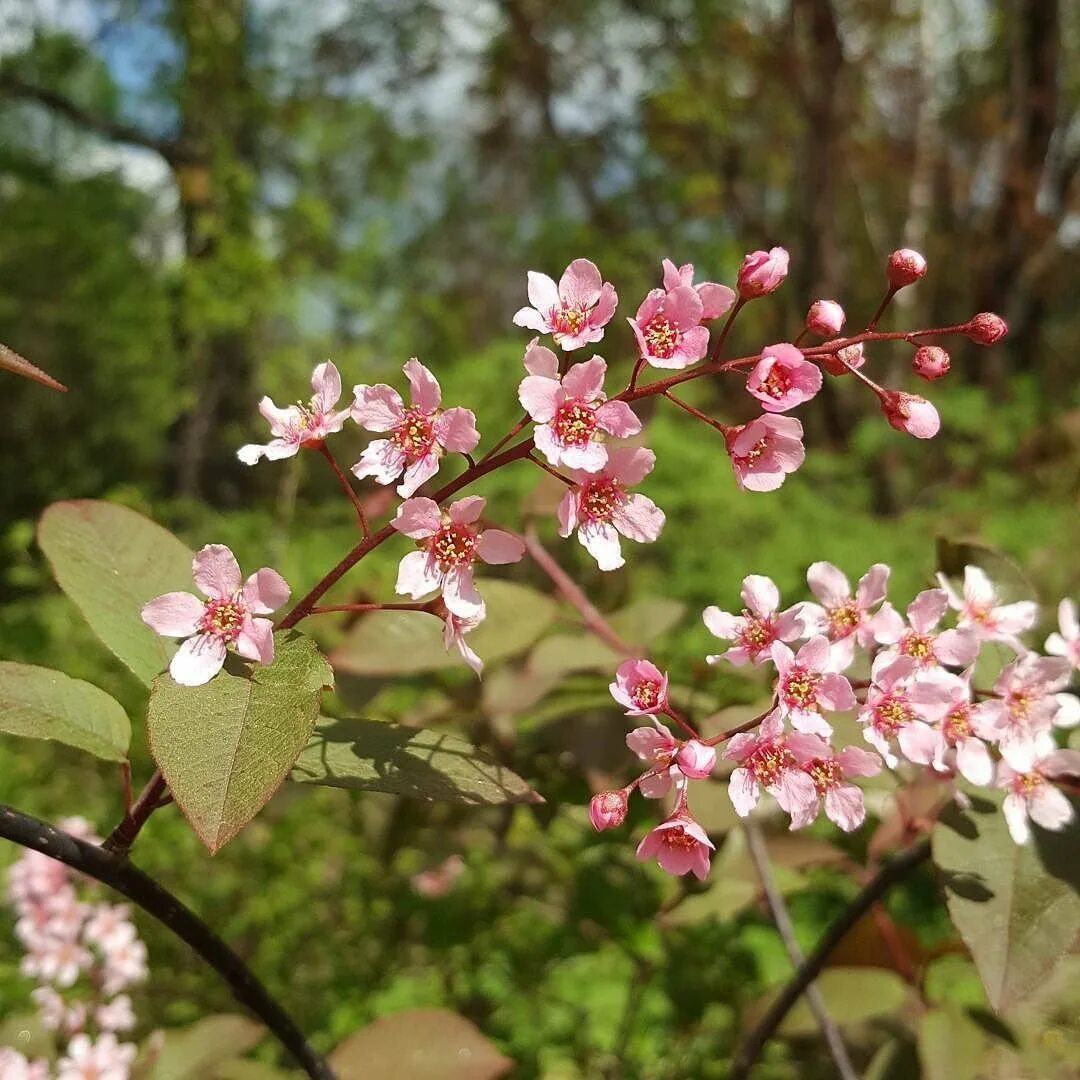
xmin=635 ymin=810 xmax=714 ymax=880
xmin=857 ymin=655 xmax=920 ymax=767
xmin=725 ymin=414 xmax=805 ymax=492
xmin=799 ymin=561 xmax=890 ymax=670
xmin=660 ymin=259 xmax=735 ymax=319
xmin=518 ymin=343 xmax=641 ymax=472
xmin=737 ymin=247 xmax=789 ymax=299
xmin=873 ymin=587 xmax=979 ymax=670
xmin=513 ymin=259 xmax=618 ymax=351
xmin=141 ymin=545 xmax=290 ymax=686
xmin=351 ymin=358 xmax=480 ymax=497
xmin=238 ymin=362 xmax=349 ymax=464
xmin=746 ymin=343 xmax=823 ymax=412
xmin=629 ymin=285 xmax=711 ymax=369
xmin=997 ymin=747 xmax=1080 ymax=845
xmin=703 ymin=574 xmax=805 ymax=666
xmin=392 ymin=496 xmax=524 ymax=619
xmin=610 ymin=659 xmax=669 ymax=717
xmin=786 ymin=735 xmax=881 ymax=831
xmin=771 ymin=637 xmax=856 ymax=737
xmin=936 ymin=565 xmax=1037 ymax=650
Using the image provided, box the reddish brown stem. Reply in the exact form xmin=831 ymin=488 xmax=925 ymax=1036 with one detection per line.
xmin=103 ymin=769 xmax=168 ymax=856
xmin=479 ymin=412 xmax=530 ymax=464
xmin=627 ymin=356 xmax=647 ymax=392
xmin=865 ymin=286 xmax=899 ymax=331
xmin=309 ymin=602 xmax=433 ymax=615
xmin=119 ymin=761 xmax=133 ymax=816
xmin=663 ymin=391 xmax=733 ymax=436
xmin=529 ymin=453 xmax=576 ymax=487
xmin=316 ymin=442 xmax=369 ymax=537
xmin=662 ymin=704 xmax=701 ymax=742
xmin=707 ymin=297 xmax=746 ymax=364
xmin=704 ymin=700 xmax=777 ymax=747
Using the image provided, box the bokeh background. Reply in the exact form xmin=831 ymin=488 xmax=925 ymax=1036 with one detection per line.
xmin=1 ymin=0 xmax=1079 ymax=1076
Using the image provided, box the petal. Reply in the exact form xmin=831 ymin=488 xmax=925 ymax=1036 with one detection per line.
xmin=741 ymin=575 xmax=779 ymax=618
xmin=476 ymin=529 xmax=525 ymax=565
xmin=403 ymin=358 xmax=441 ymax=413
xmin=395 ymin=550 xmax=442 ymax=599
xmin=807 ymin=561 xmax=850 ymax=607
xmin=662 ymin=285 xmax=704 ymax=329
xmin=392 ymin=497 xmax=442 ymax=538
xmin=352 ymin=439 xmax=407 ymax=485
xmin=728 ymin=768 xmax=760 ymax=817
xmin=595 ymin=399 xmax=642 ymax=437
xmin=141 ymin=592 xmax=203 ymax=637
xmin=871 ymin=602 xmax=905 ymax=644
xmin=518 ymin=375 xmax=562 ymax=422
xmin=560 ymin=441 xmax=608 ymax=472
xmin=443 ymin=568 xmax=484 ymax=619
xmin=192 ymin=545 xmax=242 ymax=600
xmin=350 ymin=384 xmax=406 ymax=431
xmin=907 ymin=588 xmax=948 ymax=633
xmin=561 ymin=356 xmax=607 ymax=401
xmin=697 ymin=282 xmax=736 ymax=320
xmin=448 ymin=495 xmax=486 ymax=524
xmin=589 ymin=282 xmax=618 ymax=329
xmin=1002 ymin=793 xmax=1031 ymax=844
xmin=435 ymin=407 xmax=480 ymax=453
xmin=786 ymin=732 xmax=832 ymax=763
xmin=934 ymin=628 xmax=980 ymax=668
xmin=605 ymin=446 xmax=655 ymax=485
xmin=526 ymin=271 xmax=561 ymax=312
xmin=1028 ymin=785 xmax=1074 ymax=832
xmin=898 ymin=721 xmax=943 ymax=766
xmin=639 ymin=770 xmax=674 ymax=799
xmin=703 ymin=606 xmax=741 ymax=641
xmin=523 ymin=338 xmax=559 ymax=378
xmin=824 ymin=785 xmax=866 ymax=832
xmin=661 ymin=259 xmax=689 ymax=291
xmin=993 ymin=601 xmax=1038 ymax=636
xmin=311 ymin=361 xmax=342 ymax=414
xmin=236 ymin=616 xmax=275 ymax=664
xmin=558 ymin=259 xmax=602 ymax=307
xmin=513 ymin=306 xmax=550 ymax=333
xmin=796 ymin=635 xmax=830 ymax=672
xmin=557 ymin=490 xmax=577 ymax=537
xmin=398 ymin=452 xmax=441 ymax=498
xmin=579 ymin=522 xmax=624 ymax=571
xmin=837 ymin=746 xmax=882 ymax=778
xmin=612 ymin=494 xmax=664 ymax=543
xmin=963 ymin=566 xmax=995 ymax=607
xmin=242 ymin=568 xmax=290 ymax=614
xmin=169 ymin=635 xmax=227 ymax=687
xmin=258 ymin=396 xmax=301 ymax=436
xmin=955 ymin=738 xmax=993 ymax=786
xmin=855 ymin=563 xmax=890 ymax=609
xmin=789 ymin=710 xmax=834 ymax=737
xmin=819 ymin=673 xmax=856 ymax=712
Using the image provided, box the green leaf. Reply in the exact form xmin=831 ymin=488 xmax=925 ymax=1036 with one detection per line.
xmin=772 ymin=968 xmax=911 ymax=1036
xmin=148 ymin=632 xmax=333 ymax=853
xmin=292 ymin=717 xmax=542 ymax=805
xmin=917 ymin=1007 xmax=987 ymax=1080
xmin=0 ymin=662 xmax=130 ymax=761
xmin=38 ymin=500 xmax=194 ymax=685
xmin=331 ymin=580 xmax=556 ymax=676
xmin=933 ymin=791 xmax=1080 ymax=1012
xmin=935 ymin=537 xmax=1035 ymax=606
xmin=141 ymin=1015 xmax=262 ymax=1080
xmin=0 ymin=1012 xmax=55 ymax=1061
xmin=527 ymin=633 xmax=619 ymax=677
xmin=607 ymin=597 xmax=686 ymax=644
xmin=330 ymin=1009 xmax=512 ymax=1080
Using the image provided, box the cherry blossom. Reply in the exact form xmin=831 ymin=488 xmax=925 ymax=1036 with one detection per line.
xmin=659 ymin=259 xmax=735 ymax=318
xmin=857 ymin=655 xmax=920 ymax=767
xmin=676 ymin=740 xmax=717 ymax=780
xmin=635 ymin=810 xmax=714 ymax=879
xmin=785 ymin=734 xmax=881 ymax=831
xmin=629 ymin=285 xmax=710 ymax=369
xmin=625 ymin=721 xmax=680 ymax=798
xmin=0 ymin=1050 xmax=49 ymax=1080
xmin=912 ymin=345 xmax=950 ymax=381
xmin=771 ymin=637 xmax=856 ymax=737
xmin=725 ymin=414 xmax=805 ymax=492
xmin=822 ymin=342 xmax=865 ymax=376
xmin=879 ymin=390 xmax=940 ymax=439
xmin=513 ymin=258 xmax=617 ymax=350
xmin=238 ymin=361 xmax=349 ymax=464
xmin=610 ymin=659 xmax=669 ymax=717
xmin=703 ymin=574 xmax=805 ymax=666
xmin=965 ymin=312 xmax=1008 ymax=345
xmin=737 ymin=247 xmax=789 ymax=299
xmin=746 ymin=343 xmax=822 ymax=412
xmin=392 ymin=496 xmax=524 ymax=619
xmin=886 ymin=248 xmax=927 ymax=288
xmin=724 ymin=709 xmax=818 ymax=823
xmin=907 ymin=669 xmax=997 ymax=786
xmin=56 ymin=1032 xmax=137 ymax=1080
xmin=442 ymin=611 xmax=484 ymax=676
xmin=351 ymin=359 xmax=480 ymax=497
xmin=142 ymin=544 xmax=290 ymax=686
xmin=589 ymin=790 xmax=630 ymax=831
xmin=556 ymin=446 xmax=664 ymax=571
xmin=518 ymin=345 xmax=641 ymax=472
xmin=410 ymin=855 xmax=466 ymax=899
xmin=805 ymin=300 xmax=845 ymax=337
xmin=936 ymin=565 xmax=1037 ymax=650
xmin=997 ymin=748 xmax=1080 ymax=844
xmin=799 ymin=561 xmax=890 ymax=669
xmin=1046 ymin=599 xmax=1080 ymax=670
xmin=873 ymin=587 xmax=979 ymax=670
xmin=95 ymin=994 xmax=137 ymax=1033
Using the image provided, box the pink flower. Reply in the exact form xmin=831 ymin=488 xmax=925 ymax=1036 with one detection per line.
xmin=518 ymin=344 xmax=641 ymax=472
xmin=799 ymin=561 xmax=891 ymax=670
xmin=1046 ymin=599 xmax=1080 ymax=670
xmin=873 ymin=588 xmax=979 ymax=670
xmin=0 ymin=1050 xmax=49 ymax=1080
xmin=610 ymin=659 xmax=668 ymax=717
xmin=513 ymin=258 xmax=618 ymax=351
xmin=886 ymin=248 xmax=927 ymax=289
xmin=442 ymin=611 xmax=484 ymax=676
xmin=908 ymin=669 xmax=997 ymax=786
xmin=676 ymin=740 xmax=717 ymax=780
xmin=936 ymin=565 xmax=1037 ymax=650
xmin=737 ymin=247 xmax=789 ymax=299
xmin=141 ymin=545 xmax=290 ymax=686
xmin=22 ymin=935 xmax=91 ymax=988
xmin=238 ymin=361 xmax=349 ymax=464
xmin=411 ymin=855 xmax=466 ymax=898
xmin=82 ymin=904 xmax=136 ymax=954
xmin=822 ymin=342 xmax=865 ymax=376
xmin=912 ymin=346 xmax=950 ymax=381
xmin=702 ymin=574 xmax=804 ymax=666
xmin=392 ymin=496 xmax=524 ymax=619
xmin=997 ymin=748 xmax=1080 ymax=844
xmin=786 ymin=734 xmax=881 ymax=831
xmin=857 ymin=655 xmax=920 ymax=767
xmin=351 ymin=359 xmax=480 ymax=497
xmin=805 ymin=300 xmax=845 ymax=337
xmin=557 ymin=446 xmax=664 ymax=571
xmin=725 ymin=414 xmax=805 ymax=492
xmin=660 ymin=259 xmax=735 ymax=319
xmin=879 ymin=390 xmax=940 ymax=439
xmin=771 ymin=638 xmax=856 ymax=737
xmin=746 ymin=343 xmax=822 ymax=412
xmin=965 ymin=312 xmax=1008 ymax=346
xmin=635 ymin=810 xmax=714 ymax=879
xmin=629 ymin=285 xmax=711 ymax=369
xmin=723 ymin=709 xmax=818 ymax=824
xmin=626 ymin=721 xmax=679 ymax=798
xmin=101 ymin=936 xmax=147 ymax=996
xmin=57 ymin=1033 xmax=136 ymax=1080
xmin=589 ymin=790 xmax=629 ymax=831
xmin=95 ymin=994 xmax=136 ymax=1033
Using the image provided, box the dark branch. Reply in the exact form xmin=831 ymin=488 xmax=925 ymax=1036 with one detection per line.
xmin=731 ymin=836 xmax=932 ymax=1079
xmin=0 ymin=75 xmax=193 ymax=164
xmin=0 ymin=804 xmax=335 ymax=1080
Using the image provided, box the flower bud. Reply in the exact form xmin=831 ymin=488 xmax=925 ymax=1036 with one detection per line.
xmin=911 ymin=345 xmax=950 ymax=381
xmin=676 ymin=740 xmax=717 ymax=780
xmin=886 ymin=248 xmax=927 ymax=289
xmin=880 ymin=390 xmax=940 ymax=439
xmin=589 ymin=790 xmax=629 ymax=832
xmin=821 ymin=342 xmax=864 ymax=376
xmin=805 ymin=299 xmax=845 ymax=337
xmin=965 ymin=312 xmax=1008 ymax=345
xmin=737 ymin=247 xmax=789 ymax=299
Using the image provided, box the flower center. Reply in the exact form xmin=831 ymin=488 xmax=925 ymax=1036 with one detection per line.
xmin=942 ymin=706 xmax=972 ymax=745
xmin=662 ymin=826 xmax=698 ymax=851
xmin=391 ymin=408 xmax=437 ymax=460
xmin=873 ymin=693 xmax=914 ymax=736
xmin=552 ymin=400 xmax=598 ymax=447
xmin=782 ymin=666 xmax=822 ymax=710
xmin=827 ymin=602 xmax=860 ymax=639
xmin=428 ymin=524 xmax=477 ymax=572
xmin=1011 ymin=771 xmax=1044 ymax=798
xmin=631 ymin=680 xmax=663 ymax=711
xmin=803 ymin=757 xmax=842 ymax=794
xmin=738 ymin=612 xmax=775 ymax=657
xmin=749 ymin=742 xmax=796 ymax=787
xmin=1007 ymin=691 xmax=1032 ymax=720
xmin=643 ymin=314 xmax=679 ymax=359
xmin=552 ymin=305 xmax=588 ymax=337
xmin=759 ymin=364 xmax=792 ymax=399
xmin=900 ymin=631 xmax=935 ymax=662
xmin=201 ymin=598 xmax=245 ymax=642
xmin=578 ymin=477 xmax=626 ymax=523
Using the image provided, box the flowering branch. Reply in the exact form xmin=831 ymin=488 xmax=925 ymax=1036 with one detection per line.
xmin=316 ymin=442 xmax=370 ymax=537
xmin=103 ymin=771 xmax=168 ymax=857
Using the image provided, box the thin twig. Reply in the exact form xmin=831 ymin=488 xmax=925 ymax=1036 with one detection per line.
xmin=663 ymin=391 xmax=732 ymax=436
xmin=731 ymin=836 xmax=932 ymax=1078
xmin=744 ymin=822 xmax=858 ymax=1080
xmin=0 ymin=805 xmax=335 ymax=1080
xmin=528 ymin=452 xmax=577 ymax=487
xmin=627 ymin=357 xmax=647 ymax=392
xmin=479 ymin=412 xmax=530 ymax=464
xmin=865 ymin=286 xmax=898 ymax=332
xmin=309 ymin=602 xmax=434 ymax=615
xmin=707 ymin=297 xmax=746 ymax=364
xmin=103 ymin=770 xmax=168 ymax=856
xmin=119 ymin=761 xmax=133 ymax=816
xmin=316 ymin=442 xmax=369 ymax=537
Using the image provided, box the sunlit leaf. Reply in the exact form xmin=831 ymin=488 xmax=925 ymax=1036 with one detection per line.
xmin=292 ymin=717 xmax=542 ymax=805
xmin=917 ymin=1006 xmax=987 ymax=1080
xmin=148 ymin=632 xmax=333 ymax=853
xmin=38 ymin=500 xmax=194 ymax=685
xmin=0 ymin=662 xmax=130 ymax=761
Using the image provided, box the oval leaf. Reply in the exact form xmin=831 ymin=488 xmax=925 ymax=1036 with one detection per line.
xmin=38 ymin=501 xmax=194 ymax=685
xmin=917 ymin=1007 xmax=987 ymax=1080
xmin=148 ymin=632 xmax=333 ymax=853
xmin=0 ymin=662 xmax=130 ymax=761
xmin=331 ymin=581 xmax=556 ymax=677
xmin=292 ymin=718 xmax=542 ymax=805
xmin=933 ymin=792 xmax=1080 ymax=1012
xmin=330 ymin=1009 xmax=512 ymax=1080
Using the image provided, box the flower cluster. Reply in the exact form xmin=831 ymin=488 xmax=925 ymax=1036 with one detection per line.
xmin=5 ymin=818 xmax=143 ymax=1078
xmin=593 ymin=565 xmax=1079 ymax=878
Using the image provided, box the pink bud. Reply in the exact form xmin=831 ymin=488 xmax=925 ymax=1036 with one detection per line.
xmin=880 ymin=390 xmax=940 ymax=439
xmin=822 ymin=342 xmax=864 ymax=376
xmin=805 ymin=300 xmax=845 ymax=337
xmin=737 ymin=247 xmax=789 ymax=299
xmin=589 ymin=790 xmax=629 ymax=831
xmin=676 ymin=740 xmax=717 ymax=780
xmin=965 ymin=312 xmax=1008 ymax=345
xmin=886 ymin=248 xmax=927 ymax=289
xmin=912 ymin=345 xmax=950 ymax=381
